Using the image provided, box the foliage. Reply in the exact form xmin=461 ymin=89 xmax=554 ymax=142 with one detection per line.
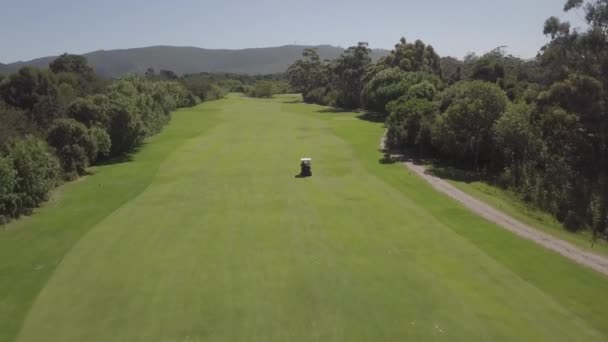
xmin=493 ymin=101 xmax=539 ymax=185
xmin=67 ymin=97 xmax=110 ymax=128
xmin=332 ymin=42 xmax=372 ymax=108
xmin=386 ymin=98 xmax=438 ymax=152
xmin=440 ymin=56 xmax=464 ymax=84
xmin=379 ymin=37 xmax=442 ymax=76
xmin=0 ymin=102 xmax=36 ymax=146
xmin=286 ymin=48 xmax=327 ymax=95
xmin=432 ymin=81 xmax=508 ymax=168
xmin=361 ymin=68 xmax=442 ymax=113
xmin=0 ymin=155 xmax=17 ymax=224
xmin=50 ymin=53 xmax=95 ymax=78
xmin=6 ymin=136 xmax=61 ymax=216
xmin=0 ymin=67 xmax=62 ymax=128
xmin=47 ymin=118 xmax=97 ymax=175
xmin=0 ymin=55 xmax=199 ymax=224
xmin=246 ymin=80 xmax=290 ymax=98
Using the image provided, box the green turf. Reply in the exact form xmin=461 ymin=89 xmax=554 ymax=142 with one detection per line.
xmin=2 ymin=94 xmax=608 ymax=342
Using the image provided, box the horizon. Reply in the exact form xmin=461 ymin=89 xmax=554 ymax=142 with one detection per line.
xmin=0 ymin=0 xmax=585 ymax=64
xmin=1 ymin=44 xmax=389 ymax=65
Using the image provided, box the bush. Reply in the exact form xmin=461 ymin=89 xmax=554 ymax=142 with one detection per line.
xmin=47 ymin=118 xmax=97 ymax=175
xmin=0 ymin=60 xmax=198 ymax=224
xmin=105 ymin=76 xmax=195 ymax=156
xmin=361 ymin=69 xmax=443 ymax=114
xmin=0 ymin=155 xmax=17 ymax=223
xmin=106 ymin=98 xmax=146 ymax=156
xmin=0 ymin=67 xmax=62 ymax=128
xmin=433 ymin=81 xmax=508 ymax=168
xmin=386 ymin=98 xmax=438 ymax=151
xmin=303 ymin=87 xmax=327 ymax=104
xmin=8 ymin=136 xmax=61 ymax=215
xmin=303 ymin=87 xmax=336 ymax=106
xmin=67 ymin=97 xmax=110 ymax=128
xmin=89 ymin=126 xmax=111 ymax=160
xmin=247 ymin=81 xmax=276 ymax=98
xmin=406 ymin=81 xmax=438 ymax=101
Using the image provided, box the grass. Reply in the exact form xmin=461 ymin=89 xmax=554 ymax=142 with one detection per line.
xmin=428 ymin=165 xmax=608 ymax=257
xmin=1 ymin=94 xmax=608 ymax=341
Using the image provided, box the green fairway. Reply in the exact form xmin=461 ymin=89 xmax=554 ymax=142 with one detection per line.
xmin=2 ymin=95 xmax=608 ymax=342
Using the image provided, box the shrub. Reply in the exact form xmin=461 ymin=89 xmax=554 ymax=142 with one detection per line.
xmin=361 ymin=68 xmax=443 ymax=114
xmin=386 ymin=98 xmax=438 ymax=151
xmin=0 ymin=155 xmax=17 ymax=223
xmin=67 ymin=97 xmax=110 ymax=128
xmin=433 ymin=81 xmax=508 ymax=168
xmin=8 ymin=136 xmax=60 ymax=215
xmin=47 ymin=118 xmax=97 ymax=175
xmin=247 ymin=81 xmax=276 ymax=98
xmin=89 ymin=126 xmax=112 ymax=160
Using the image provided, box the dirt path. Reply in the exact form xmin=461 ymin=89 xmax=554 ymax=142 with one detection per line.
xmin=380 ymin=132 xmax=608 ymax=276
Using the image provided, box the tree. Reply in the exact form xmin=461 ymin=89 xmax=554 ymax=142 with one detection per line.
xmin=0 ymin=67 xmax=61 ymax=128
xmin=8 ymin=136 xmax=60 ymax=214
xmin=67 ymin=97 xmax=110 ymax=128
xmin=247 ymin=80 xmax=283 ymax=98
xmin=468 ymin=52 xmax=506 ymax=83
xmin=47 ymin=119 xmax=97 ymax=175
xmin=287 ymin=48 xmax=329 ymax=101
xmin=159 ymin=69 xmax=178 ymax=80
xmin=433 ymin=81 xmax=508 ymax=168
xmin=0 ymin=155 xmax=17 ymax=223
xmin=50 ymin=54 xmax=95 ymax=80
xmin=386 ymin=98 xmax=439 ymax=153
xmin=332 ymin=42 xmax=372 ymax=108
xmin=0 ymin=102 xmax=36 ymax=146
xmin=107 ymin=99 xmax=145 ymax=156
xmin=379 ymin=38 xmax=442 ymax=76
xmin=145 ymin=67 xmax=156 ymax=79
xmin=89 ymin=126 xmax=111 ymax=160
xmin=493 ymin=101 xmax=539 ymax=185
xmin=440 ymin=57 xmax=464 ymax=84
xmin=361 ymin=68 xmax=410 ymax=113
xmin=361 ymin=69 xmax=442 ymax=114
xmin=537 ymin=0 xmax=608 ymax=234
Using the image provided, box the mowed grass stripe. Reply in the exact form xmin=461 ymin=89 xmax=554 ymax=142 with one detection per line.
xmin=5 ymin=95 xmax=608 ymax=341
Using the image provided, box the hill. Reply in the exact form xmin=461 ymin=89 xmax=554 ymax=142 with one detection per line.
xmin=1 ymin=45 xmax=390 ymax=78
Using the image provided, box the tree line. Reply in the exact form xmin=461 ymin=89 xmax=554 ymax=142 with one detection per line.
xmin=0 ymin=53 xmax=296 ymax=225
xmin=178 ymin=72 xmax=290 ymax=99
xmin=0 ymin=55 xmax=205 ymax=224
xmin=287 ymin=0 xmax=608 ymax=239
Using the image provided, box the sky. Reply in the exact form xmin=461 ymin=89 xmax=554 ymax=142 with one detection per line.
xmin=0 ymin=0 xmax=587 ymax=63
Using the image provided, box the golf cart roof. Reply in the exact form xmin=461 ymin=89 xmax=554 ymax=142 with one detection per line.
xmin=301 ymin=158 xmax=312 ymax=162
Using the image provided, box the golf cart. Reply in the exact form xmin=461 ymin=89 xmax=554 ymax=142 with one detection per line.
xmin=300 ymin=158 xmax=312 ymax=177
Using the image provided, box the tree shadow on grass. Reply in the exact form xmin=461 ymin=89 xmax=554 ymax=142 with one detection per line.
xmin=378 ymin=153 xmax=408 ymax=165
xmin=316 ymin=107 xmax=353 ymax=114
xmin=379 ymin=157 xmax=397 ymax=165
xmin=95 ymin=153 xmax=135 ymax=166
xmin=94 ymin=145 xmax=142 ymax=167
xmin=426 ymin=162 xmax=486 ymax=184
xmin=357 ymin=112 xmax=386 ymax=123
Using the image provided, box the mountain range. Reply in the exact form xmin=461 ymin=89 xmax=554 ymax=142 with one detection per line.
xmin=0 ymin=45 xmax=390 ymax=78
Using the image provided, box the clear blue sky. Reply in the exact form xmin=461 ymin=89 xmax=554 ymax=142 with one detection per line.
xmin=0 ymin=0 xmax=585 ymax=63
